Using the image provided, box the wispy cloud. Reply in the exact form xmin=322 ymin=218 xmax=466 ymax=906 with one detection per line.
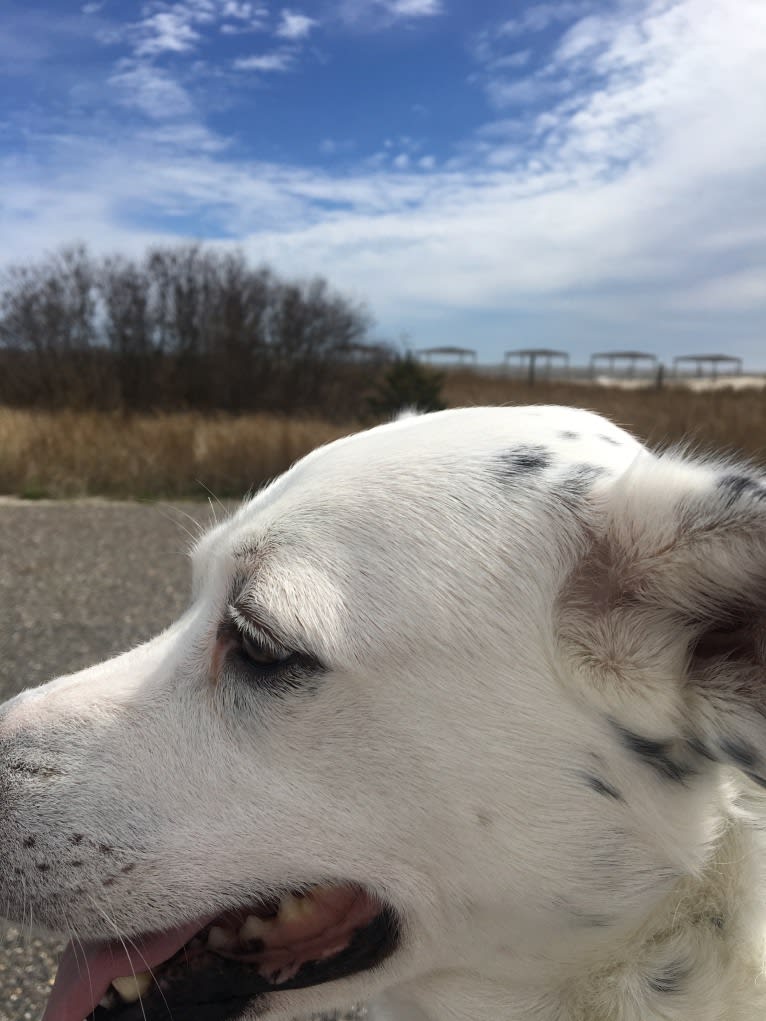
xmin=108 ymin=62 xmax=195 ymax=118
xmin=275 ymin=9 xmax=319 ymax=40
xmin=222 ymin=1 xmax=266 ymax=18
xmin=122 ymin=1 xmax=268 ymax=57
xmin=494 ymin=2 xmax=592 ymax=38
xmin=233 ymin=50 xmax=295 ymax=72
xmin=383 ymin=0 xmax=442 ymax=15
xmin=337 ymin=0 xmax=444 ymax=29
xmin=219 ymin=1 xmax=269 ymax=33
xmin=133 ymin=10 xmax=203 ymax=57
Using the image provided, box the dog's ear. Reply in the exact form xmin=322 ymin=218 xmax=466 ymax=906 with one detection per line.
xmin=560 ymin=451 xmax=766 ymax=784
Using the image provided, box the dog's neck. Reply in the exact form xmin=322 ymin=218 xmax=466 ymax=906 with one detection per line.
xmin=372 ymin=784 xmax=766 ymax=1021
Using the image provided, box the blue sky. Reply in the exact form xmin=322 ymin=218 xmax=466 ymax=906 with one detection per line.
xmin=2 ymin=0 xmax=765 ymax=365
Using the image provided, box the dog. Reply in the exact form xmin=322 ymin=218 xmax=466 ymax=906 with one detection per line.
xmin=2 ymin=405 xmax=766 ymax=1021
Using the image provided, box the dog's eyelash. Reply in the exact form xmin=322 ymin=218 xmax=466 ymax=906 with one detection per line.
xmin=228 ymin=607 xmax=290 ymax=657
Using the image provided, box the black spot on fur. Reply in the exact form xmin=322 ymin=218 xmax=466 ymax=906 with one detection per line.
xmin=598 ymin=434 xmax=622 ymax=446
xmin=71 ymin=834 xmax=84 ymax=845
xmin=562 ymin=464 xmax=607 ymax=499
xmin=687 ymin=736 xmax=718 ymax=762
xmin=36 ymin=862 xmax=49 ymax=872
xmin=22 ymin=836 xmax=36 ymax=848
xmin=559 ymin=430 xmax=579 ymax=440
xmin=476 ymin=811 xmax=493 ymax=829
xmin=719 ymin=737 xmax=760 ymax=771
xmin=648 ymin=963 xmax=687 ymax=995
xmin=495 ymin=445 xmax=552 ymax=479
xmin=98 ymin=843 xmax=115 ymax=856
xmin=121 ymin=863 xmax=135 ymax=874
xmin=614 ymin=723 xmax=696 ymax=783
xmin=582 ymin=773 xmax=623 ymax=801
xmin=717 ymin=473 xmax=765 ymax=505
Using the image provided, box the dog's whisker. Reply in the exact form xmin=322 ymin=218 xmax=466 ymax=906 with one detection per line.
xmin=86 ymin=894 xmax=150 ymax=1021
xmin=88 ymin=892 xmax=175 ymax=1021
xmin=154 ymin=503 xmax=206 ymax=554
xmin=195 ymin=479 xmax=228 ymax=524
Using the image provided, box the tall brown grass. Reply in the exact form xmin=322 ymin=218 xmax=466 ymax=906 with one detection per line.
xmin=0 ymin=409 xmax=352 ymax=499
xmin=2 ymin=373 xmax=766 ymax=498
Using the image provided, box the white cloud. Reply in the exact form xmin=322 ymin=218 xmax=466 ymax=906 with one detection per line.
xmin=337 ymin=0 xmax=443 ymax=29
xmin=134 ymin=10 xmax=203 ymax=57
xmin=275 ymin=9 xmax=319 ymax=40
xmin=492 ymin=50 xmax=532 ymax=70
xmin=220 ymin=2 xmax=269 ymax=33
xmin=392 ymin=153 xmax=410 ymax=169
xmin=108 ymin=63 xmax=195 ymax=119
xmin=234 ymin=50 xmax=294 ymax=71
xmin=485 ymin=75 xmax=565 ymax=109
xmin=222 ymin=1 xmax=266 ymax=18
xmin=384 ymin=0 xmax=442 ymax=15
xmin=496 ymin=2 xmax=591 ymax=38
xmin=124 ymin=1 xmax=258 ymax=57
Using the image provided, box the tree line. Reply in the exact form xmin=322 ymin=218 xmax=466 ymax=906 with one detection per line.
xmin=0 ymin=244 xmax=397 ymax=418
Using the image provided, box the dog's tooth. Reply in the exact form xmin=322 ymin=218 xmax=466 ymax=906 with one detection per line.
xmin=273 ymin=961 xmax=302 ymax=984
xmin=278 ymin=892 xmax=313 ymax=922
xmin=207 ymin=925 xmax=238 ymax=951
xmin=319 ymin=943 xmax=348 ymax=959
xmin=240 ymin=914 xmax=274 ymax=942
xmin=112 ymin=972 xmax=152 ymax=1002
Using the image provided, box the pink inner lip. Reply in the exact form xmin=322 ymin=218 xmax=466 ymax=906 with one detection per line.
xmin=43 ymin=886 xmax=382 ymax=1021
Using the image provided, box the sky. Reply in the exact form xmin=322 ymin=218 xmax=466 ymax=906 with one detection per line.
xmin=1 ymin=0 xmax=765 ymax=366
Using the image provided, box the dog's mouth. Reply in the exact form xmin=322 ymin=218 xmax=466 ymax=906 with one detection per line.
xmin=44 ymin=883 xmax=400 ymax=1021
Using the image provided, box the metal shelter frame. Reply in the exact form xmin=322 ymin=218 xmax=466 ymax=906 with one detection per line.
xmin=504 ymin=348 xmax=569 ymax=385
xmin=672 ymin=354 xmax=743 ymax=379
xmin=589 ymin=350 xmax=658 ymax=379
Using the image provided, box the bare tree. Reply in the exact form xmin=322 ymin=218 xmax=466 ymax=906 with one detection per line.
xmin=0 ymin=245 xmax=108 ymax=406
xmin=0 ymin=242 xmax=388 ymax=416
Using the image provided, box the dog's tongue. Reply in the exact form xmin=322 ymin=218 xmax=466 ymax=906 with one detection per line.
xmin=43 ymin=920 xmax=204 ymax=1021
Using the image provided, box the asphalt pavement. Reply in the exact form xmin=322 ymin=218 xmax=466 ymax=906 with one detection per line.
xmin=0 ymin=499 xmax=272 ymax=1021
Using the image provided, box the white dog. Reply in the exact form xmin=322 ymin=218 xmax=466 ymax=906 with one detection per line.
xmin=2 ymin=406 xmax=766 ymax=1021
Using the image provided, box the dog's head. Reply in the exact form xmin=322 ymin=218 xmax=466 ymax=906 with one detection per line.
xmin=3 ymin=406 xmax=766 ymax=1021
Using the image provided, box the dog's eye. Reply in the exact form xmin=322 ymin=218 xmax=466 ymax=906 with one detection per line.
xmin=232 ymin=626 xmax=300 ymax=674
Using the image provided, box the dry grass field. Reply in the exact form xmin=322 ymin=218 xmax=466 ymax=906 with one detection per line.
xmin=0 ymin=409 xmax=350 ymax=499
xmin=2 ymin=371 xmax=766 ymax=498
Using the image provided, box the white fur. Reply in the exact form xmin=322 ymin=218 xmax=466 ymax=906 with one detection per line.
xmin=2 ymin=405 xmax=766 ymax=1021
